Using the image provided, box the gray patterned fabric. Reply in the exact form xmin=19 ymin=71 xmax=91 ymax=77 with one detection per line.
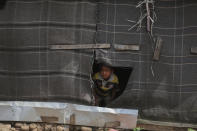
xmin=96 ymin=0 xmax=197 ymax=124
xmin=0 ymin=0 xmax=197 ymax=125
xmin=0 ymin=0 xmax=97 ymax=104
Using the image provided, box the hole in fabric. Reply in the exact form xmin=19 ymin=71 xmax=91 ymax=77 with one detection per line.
xmin=92 ymin=60 xmax=132 ymax=107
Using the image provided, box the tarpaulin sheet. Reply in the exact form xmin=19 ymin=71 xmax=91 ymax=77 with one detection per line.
xmin=0 ymin=0 xmax=197 ymax=126
xmin=0 ymin=0 xmax=97 ymax=104
xmin=96 ymin=0 xmax=197 ymax=125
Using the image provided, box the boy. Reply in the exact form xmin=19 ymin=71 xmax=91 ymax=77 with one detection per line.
xmin=93 ymin=63 xmax=119 ymax=106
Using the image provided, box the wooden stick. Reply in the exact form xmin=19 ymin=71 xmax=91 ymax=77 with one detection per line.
xmin=146 ymin=1 xmax=151 ymax=32
xmin=153 ymin=37 xmax=163 ymax=61
xmin=50 ymin=44 xmax=110 ymax=50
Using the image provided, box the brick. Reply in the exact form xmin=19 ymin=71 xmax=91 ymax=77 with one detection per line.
xmin=57 ymin=126 xmax=64 ymax=131
xmin=0 ymin=128 xmax=9 ymax=131
xmin=0 ymin=124 xmax=11 ymax=129
xmin=32 ymin=129 xmax=38 ymax=131
xmin=51 ymin=126 xmax=57 ymax=131
xmin=37 ymin=125 xmax=44 ymax=131
xmin=29 ymin=124 xmax=37 ymax=130
xmin=15 ymin=123 xmax=23 ymax=128
xmin=44 ymin=125 xmax=52 ymax=131
xmin=21 ymin=125 xmax=29 ymax=131
xmin=10 ymin=128 xmax=15 ymax=131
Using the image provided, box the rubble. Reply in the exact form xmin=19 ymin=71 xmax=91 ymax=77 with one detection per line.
xmin=0 ymin=123 xmax=11 ymax=131
xmin=10 ymin=128 xmax=15 ymax=131
xmin=29 ymin=124 xmax=37 ymax=130
xmin=37 ymin=125 xmax=44 ymax=131
xmin=31 ymin=129 xmax=37 ymax=131
xmin=81 ymin=127 xmax=92 ymax=131
xmin=21 ymin=125 xmax=29 ymax=131
xmin=0 ymin=123 xmax=122 ymax=131
xmin=51 ymin=127 xmax=56 ymax=131
xmin=0 ymin=124 xmax=11 ymax=129
xmin=44 ymin=124 xmax=52 ymax=131
xmin=15 ymin=123 xmax=23 ymax=128
xmin=56 ymin=126 xmax=64 ymax=131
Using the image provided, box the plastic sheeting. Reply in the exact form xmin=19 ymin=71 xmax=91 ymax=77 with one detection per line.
xmin=0 ymin=0 xmax=197 ymax=126
xmin=96 ymin=0 xmax=197 ymax=125
xmin=0 ymin=0 xmax=96 ymax=104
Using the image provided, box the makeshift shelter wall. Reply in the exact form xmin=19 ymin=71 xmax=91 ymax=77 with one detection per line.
xmin=0 ymin=0 xmax=97 ymax=104
xmin=0 ymin=0 xmax=196 ymax=125
xmin=96 ymin=0 xmax=197 ymax=124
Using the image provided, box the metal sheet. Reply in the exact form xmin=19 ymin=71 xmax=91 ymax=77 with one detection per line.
xmin=0 ymin=101 xmax=138 ymax=129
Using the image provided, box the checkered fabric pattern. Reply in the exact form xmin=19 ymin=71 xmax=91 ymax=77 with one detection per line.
xmin=96 ymin=0 xmax=197 ymax=123
xmin=0 ymin=0 xmax=197 ymax=124
xmin=0 ymin=0 xmax=97 ymax=104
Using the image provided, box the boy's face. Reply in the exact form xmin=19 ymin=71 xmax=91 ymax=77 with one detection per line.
xmin=100 ymin=66 xmax=112 ymax=80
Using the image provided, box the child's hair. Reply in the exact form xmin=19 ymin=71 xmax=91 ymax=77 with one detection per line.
xmin=99 ymin=62 xmax=113 ymax=71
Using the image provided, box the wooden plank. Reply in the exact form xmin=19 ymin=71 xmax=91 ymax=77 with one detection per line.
xmin=69 ymin=114 xmax=75 ymax=131
xmin=137 ymin=123 xmax=188 ymax=131
xmin=50 ymin=44 xmax=110 ymax=50
xmin=104 ymin=121 xmax=120 ymax=128
xmin=191 ymin=47 xmax=197 ymax=54
xmin=40 ymin=116 xmax=58 ymax=123
xmin=114 ymin=44 xmax=140 ymax=51
xmin=153 ymin=37 xmax=163 ymax=61
xmin=70 ymin=114 xmax=75 ymax=125
xmin=138 ymin=119 xmax=197 ymax=129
